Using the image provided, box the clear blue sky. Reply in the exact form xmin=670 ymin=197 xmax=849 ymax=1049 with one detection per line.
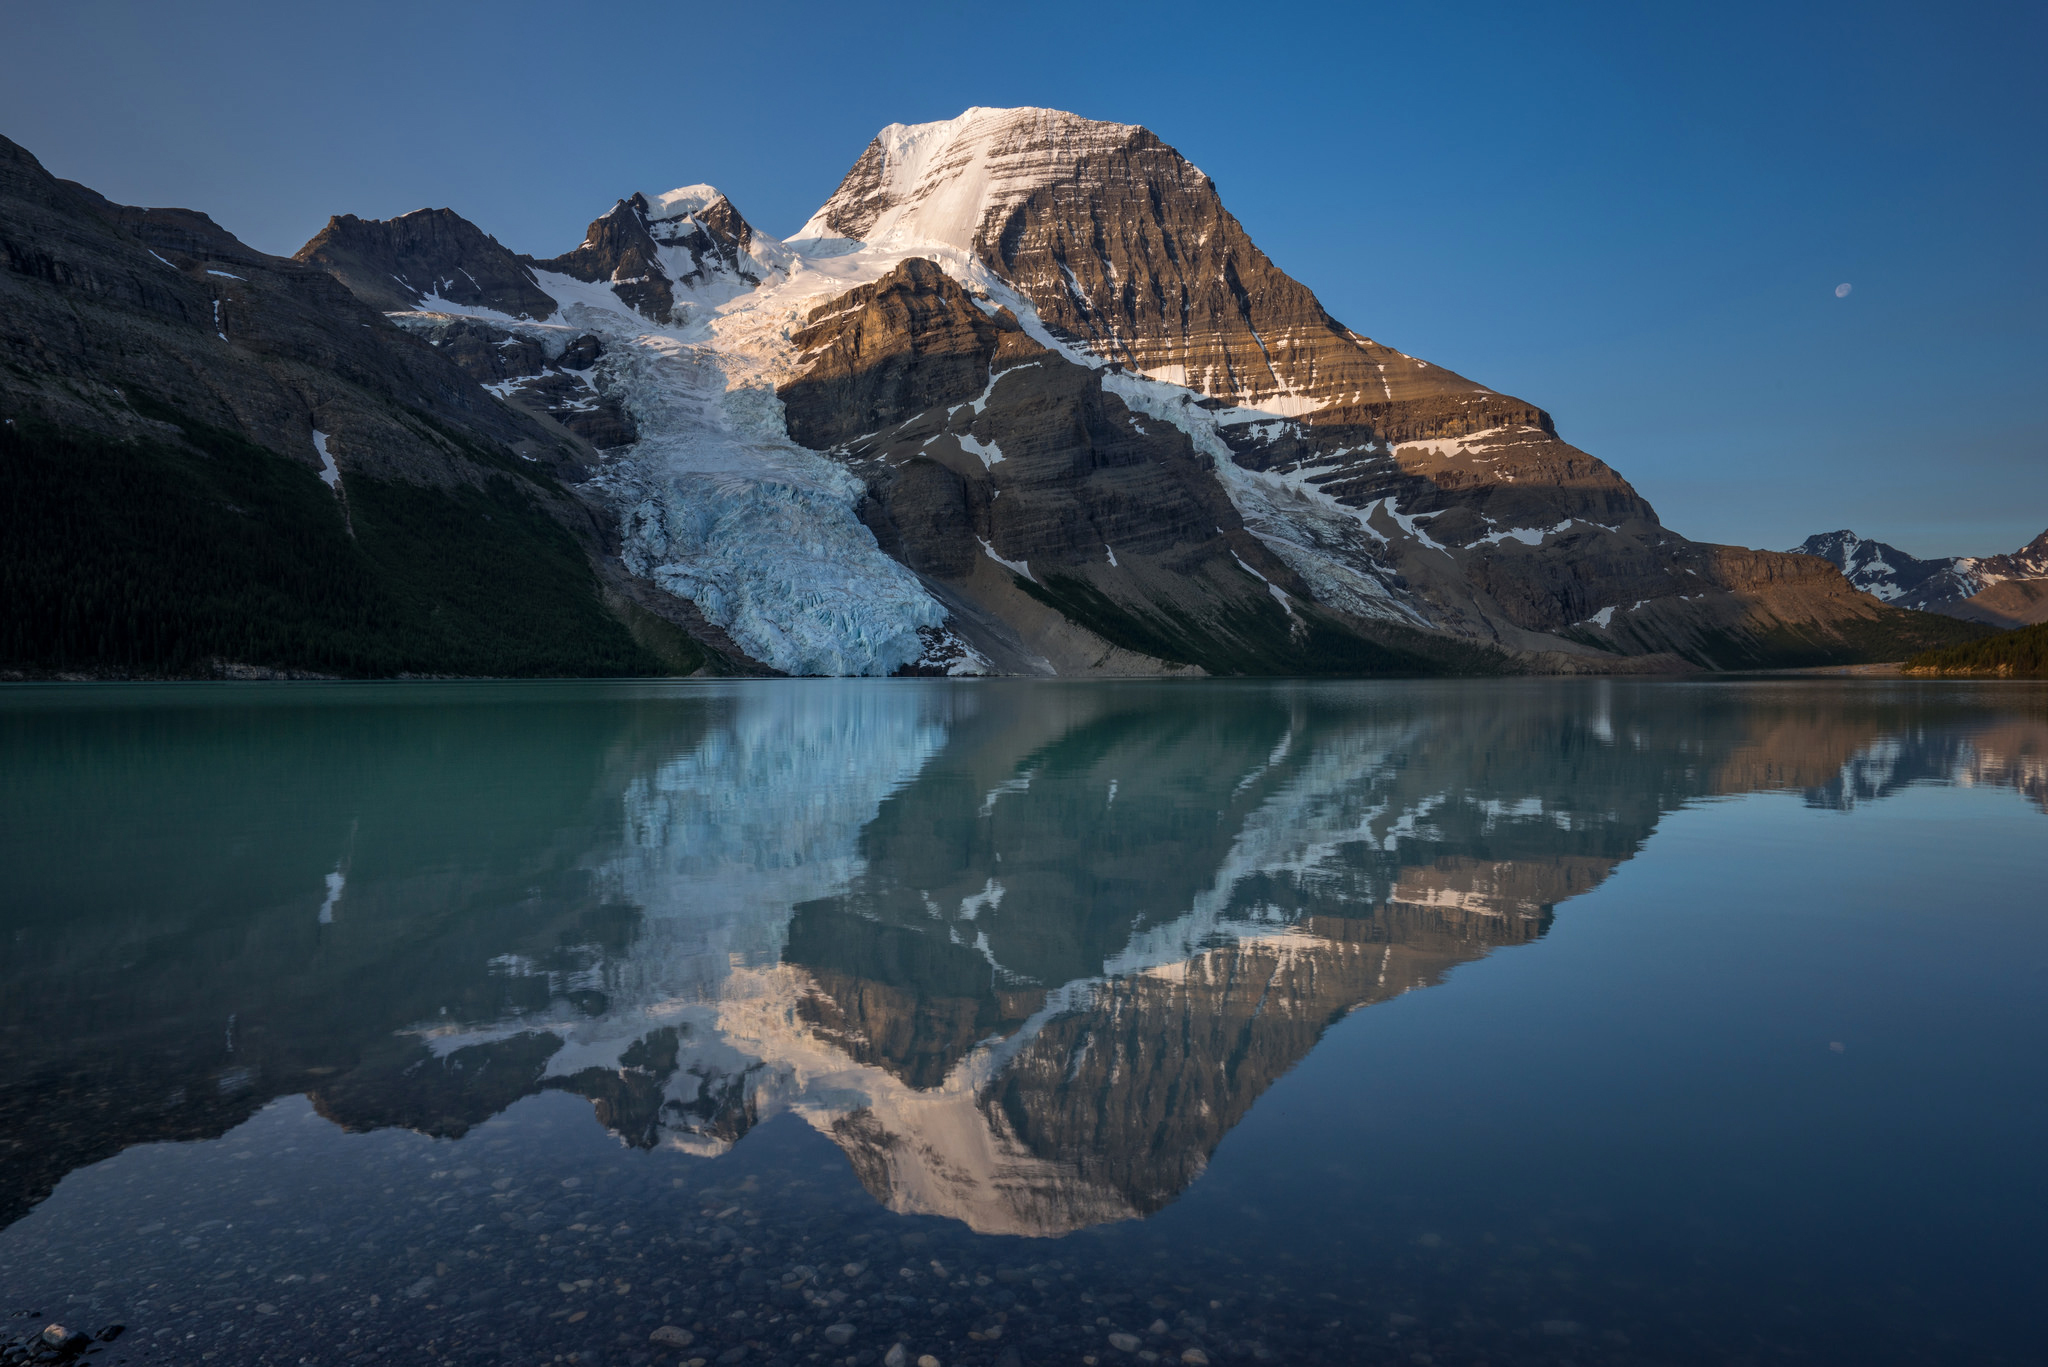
xmin=6 ymin=0 xmax=2042 ymax=558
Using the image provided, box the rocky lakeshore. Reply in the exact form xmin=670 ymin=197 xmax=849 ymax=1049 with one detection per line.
xmin=0 ymin=1095 xmax=1713 ymax=1367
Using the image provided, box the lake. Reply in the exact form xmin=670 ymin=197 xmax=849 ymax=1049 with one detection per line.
xmin=1 ymin=678 xmax=2043 ymax=1367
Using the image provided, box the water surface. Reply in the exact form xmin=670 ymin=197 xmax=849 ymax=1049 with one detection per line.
xmin=2 ymin=679 xmax=2044 ymax=1367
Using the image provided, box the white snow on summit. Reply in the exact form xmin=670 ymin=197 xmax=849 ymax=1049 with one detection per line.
xmin=638 ymin=183 xmax=724 ymax=219
xmin=793 ymin=106 xmax=1154 ymax=249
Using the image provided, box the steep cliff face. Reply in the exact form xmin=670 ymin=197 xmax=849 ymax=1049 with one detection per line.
xmin=776 ymin=259 xmax=1510 ymax=675
xmin=801 ymin=108 xmax=1529 ymax=430
xmin=0 ymin=135 xmax=723 ymax=679
xmin=798 ymin=107 xmax=1973 ymax=669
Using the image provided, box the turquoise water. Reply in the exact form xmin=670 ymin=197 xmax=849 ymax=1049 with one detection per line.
xmin=1 ymin=679 xmax=2043 ymax=1366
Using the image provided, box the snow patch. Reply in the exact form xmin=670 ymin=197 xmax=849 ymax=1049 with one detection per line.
xmin=957 ymin=432 xmax=1003 ymax=467
xmin=978 ymin=538 xmax=1034 ymax=583
xmin=312 ymin=429 xmax=341 ymax=491
xmin=1474 ymin=519 xmax=1573 ymax=548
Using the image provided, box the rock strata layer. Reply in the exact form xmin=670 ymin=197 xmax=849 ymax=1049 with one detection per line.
xmin=797 ymin=107 xmax=1987 ymax=669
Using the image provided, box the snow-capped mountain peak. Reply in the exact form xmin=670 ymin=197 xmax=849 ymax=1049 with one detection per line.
xmin=1790 ymin=529 xmax=1988 ymax=610
xmin=794 ymin=105 xmax=1154 ymax=248
xmin=637 ymin=183 xmax=727 ymax=221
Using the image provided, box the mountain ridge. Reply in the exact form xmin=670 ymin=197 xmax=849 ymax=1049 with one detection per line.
xmin=1793 ymin=527 xmax=2048 ymax=629
xmin=1 ymin=111 xmax=1997 ymax=677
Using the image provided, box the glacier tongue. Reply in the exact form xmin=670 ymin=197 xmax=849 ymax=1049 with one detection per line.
xmin=591 ymin=314 xmax=954 ymax=676
xmin=401 ymin=241 xmax=986 ymax=675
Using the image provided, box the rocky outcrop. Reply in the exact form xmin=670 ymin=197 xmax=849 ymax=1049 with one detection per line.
xmin=532 ymin=196 xmax=675 ymax=321
xmin=293 ymin=207 xmax=557 ymax=317
xmin=778 ymin=256 xmax=1037 ymax=449
xmin=645 ymin=188 xmax=782 ymax=290
xmin=401 ymin=316 xmax=637 ymax=449
xmin=530 ymin=187 xmax=789 ymax=323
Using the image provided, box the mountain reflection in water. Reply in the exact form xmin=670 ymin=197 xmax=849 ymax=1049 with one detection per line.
xmin=2 ymin=680 xmax=2043 ymax=1241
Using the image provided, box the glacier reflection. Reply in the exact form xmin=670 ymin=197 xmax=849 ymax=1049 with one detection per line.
xmin=352 ymin=683 xmax=2047 ymax=1236
xmin=1 ymin=680 xmax=2042 ymax=1237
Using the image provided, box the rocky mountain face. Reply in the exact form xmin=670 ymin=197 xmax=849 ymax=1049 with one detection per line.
xmin=5 ymin=108 xmax=1996 ymax=678
xmin=293 ymin=207 xmax=558 ymax=317
xmin=1794 ymin=528 xmax=2048 ymax=628
xmin=0 ymin=134 xmax=738 ymax=679
xmin=790 ymin=107 xmax=1976 ymax=671
xmin=775 ymin=258 xmax=1472 ymax=674
xmin=527 ymin=186 xmax=791 ymax=324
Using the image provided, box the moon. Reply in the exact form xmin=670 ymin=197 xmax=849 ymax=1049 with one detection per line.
xmin=1835 ymin=282 xmax=1853 ymax=298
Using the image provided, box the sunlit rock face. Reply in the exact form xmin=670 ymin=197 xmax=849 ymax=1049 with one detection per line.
xmin=258 ymin=108 xmax=1976 ymax=677
xmin=792 ymin=107 xmax=1960 ymax=668
xmin=799 ymin=107 xmax=1511 ymax=430
xmin=6 ymin=683 xmax=2046 ymax=1235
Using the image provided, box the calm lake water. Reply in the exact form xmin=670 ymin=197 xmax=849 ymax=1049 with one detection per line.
xmin=1 ymin=679 xmax=2044 ymax=1367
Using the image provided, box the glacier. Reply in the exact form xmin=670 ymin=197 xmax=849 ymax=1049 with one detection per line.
xmin=394 ymin=126 xmax=1436 ymax=671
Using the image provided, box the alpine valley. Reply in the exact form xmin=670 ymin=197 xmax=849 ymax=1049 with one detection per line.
xmin=1 ymin=108 xmax=1989 ymax=678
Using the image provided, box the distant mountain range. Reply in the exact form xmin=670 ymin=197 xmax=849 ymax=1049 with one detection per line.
xmin=1791 ymin=529 xmax=2048 ymax=629
xmin=1 ymin=108 xmax=1995 ymax=678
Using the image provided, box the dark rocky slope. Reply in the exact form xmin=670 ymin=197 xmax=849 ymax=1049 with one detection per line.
xmin=0 ymin=134 xmax=736 ymax=678
xmin=293 ymin=206 xmax=557 ymax=317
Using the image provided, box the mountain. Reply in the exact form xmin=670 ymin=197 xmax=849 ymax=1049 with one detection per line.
xmin=1790 ymin=530 xmax=1987 ymax=608
xmin=778 ymin=108 xmax=1979 ymax=670
xmin=3 ymin=111 xmax=1992 ymax=677
xmin=1794 ymin=527 xmax=2048 ymax=628
xmin=305 ymin=106 xmax=1975 ymax=675
xmin=0 ymin=134 xmax=748 ymax=679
